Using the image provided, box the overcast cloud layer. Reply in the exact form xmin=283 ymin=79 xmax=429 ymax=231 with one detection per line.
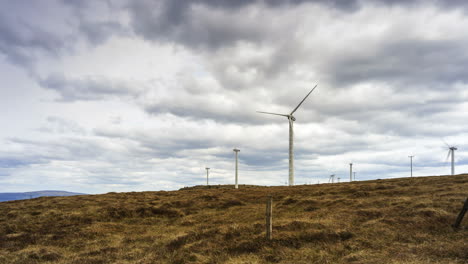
xmin=1 ymin=0 xmax=468 ymax=194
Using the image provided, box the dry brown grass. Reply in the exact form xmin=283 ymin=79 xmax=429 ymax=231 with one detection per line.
xmin=0 ymin=175 xmax=467 ymax=264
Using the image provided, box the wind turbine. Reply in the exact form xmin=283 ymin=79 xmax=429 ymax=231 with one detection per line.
xmin=257 ymin=84 xmax=318 ymax=186
xmin=328 ymin=174 xmax=335 ymax=183
xmin=445 ymin=143 xmax=458 ymax=175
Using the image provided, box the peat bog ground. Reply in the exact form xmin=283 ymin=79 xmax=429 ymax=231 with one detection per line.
xmin=0 ymin=175 xmax=467 ymax=263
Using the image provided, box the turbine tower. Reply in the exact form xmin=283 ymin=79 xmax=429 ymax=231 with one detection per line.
xmin=408 ymin=155 xmax=414 ymax=177
xmin=257 ymin=85 xmax=318 ymax=186
xmin=446 ymin=146 xmax=458 ymax=175
xmin=233 ymin=148 xmax=240 ymax=189
xmin=205 ymin=167 xmax=210 ymax=185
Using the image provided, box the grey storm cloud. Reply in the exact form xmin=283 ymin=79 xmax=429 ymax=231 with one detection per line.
xmin=126 ymin=0 xmax=358 ymax=50
xmin=61 ymin=0 xmax=129 ymax=45
xmin=7 ymin=137 xmax=104 ymax=162
xmin=328 ymin=39 xmax=468 ymax=87
xmin=0 ymin=0 xmax=126 ymax=70
xmin=1 ymin=0 xmax=466 ymax=71
xmin=125 ymin=0 xmax=466 ymax=50
xmin=94 ymin=127 xmax=214 ymax=159
xmin=39 ymin=73 xmax=144 ymax=101
xmin=0 ymin=7 xmax=66 ymax=68
xmin=0 ymin=136 xmax=101 ymax=172
xmin=78 ymin=21 xmax=126 ymax=45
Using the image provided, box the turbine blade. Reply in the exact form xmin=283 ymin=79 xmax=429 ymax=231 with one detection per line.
xmin=446 ymin=150 xmax=451 ymax=162
xmin=442 ymin=138 xmax=450 ymax=148
xmin=256 ymin=111 xmax=289 ymax=117
xmin=290 ymin=84 xmax=318 ymax=115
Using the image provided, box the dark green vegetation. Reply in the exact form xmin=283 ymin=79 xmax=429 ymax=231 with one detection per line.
xmin=0 ymin=175 xmax=467 ymax=263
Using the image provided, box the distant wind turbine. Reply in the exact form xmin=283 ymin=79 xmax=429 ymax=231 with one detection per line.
xmin=444 ymin=142 xmax=458 ymax=175
xmin=257 ymin=84 xmax=318 ymax=186
xmin=329 ymin=174 xmax=335 ymax=183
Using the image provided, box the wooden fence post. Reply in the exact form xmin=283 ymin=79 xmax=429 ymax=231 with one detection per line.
xmin=453 ymin=198 xmax=468 ymax=230
xmin=266 ymin=196 xmax=272 ymax=240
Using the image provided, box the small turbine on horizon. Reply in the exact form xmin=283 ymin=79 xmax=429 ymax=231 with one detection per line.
xmin=444 ymin=143 xmax=458 ymax=175
xmin=257 ymin=84 xmax=318 ymax=186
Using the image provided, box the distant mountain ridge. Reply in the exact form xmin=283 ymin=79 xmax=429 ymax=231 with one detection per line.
xmin=0 ymin=190 xmax=86 ymax=202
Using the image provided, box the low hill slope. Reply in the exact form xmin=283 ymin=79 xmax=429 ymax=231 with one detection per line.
xmin=0 ymin=191 xmax=86 ymax=202
xmin=0 ymin=175 xmax=467 ymax=264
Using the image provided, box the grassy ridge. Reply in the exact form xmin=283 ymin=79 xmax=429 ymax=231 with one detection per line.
xmin=0 ymin=191 xmax=85 ymax=202
xmin=0 ymin=175 xmax=467 ymax=264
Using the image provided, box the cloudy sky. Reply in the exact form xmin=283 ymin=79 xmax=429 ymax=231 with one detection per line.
xmin=1 ymin=0 xmax=468 ymax=194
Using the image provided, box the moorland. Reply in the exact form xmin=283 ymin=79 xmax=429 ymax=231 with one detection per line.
xmin=0 ymin=175 xmax=467 ymax=264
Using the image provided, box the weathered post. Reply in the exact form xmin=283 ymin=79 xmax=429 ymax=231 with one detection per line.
xmin=266 ymin=196 xmax=273 ymax=240
xmin=453 ymin=198 xmax=468 ymax=230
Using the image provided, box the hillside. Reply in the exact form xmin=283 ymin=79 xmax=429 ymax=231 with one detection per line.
xmin=0 ymin=191 xmax=86 ymax=202
xmin=0 ymin=175 xmax=467 ymax=264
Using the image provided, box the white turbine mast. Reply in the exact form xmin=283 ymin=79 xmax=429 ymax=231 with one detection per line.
xmin=205 ymin=167 xmax=210 ymax=186
xmin=257 ymin=84 xmax=318 ymax=186
xmin=408 ymin=155 xmax=414 ymax=177
xmin=233 ymin=148 xmax=240 ymax=189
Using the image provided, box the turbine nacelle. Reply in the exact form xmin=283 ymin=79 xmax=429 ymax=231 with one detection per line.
xmin=255 ymin=112 xmax=296 ymax=121
xmin=446 ymin=146 xmax=458 ymax=160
